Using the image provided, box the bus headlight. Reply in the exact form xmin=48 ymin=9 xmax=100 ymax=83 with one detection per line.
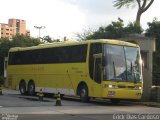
xmin=104 ymin=84 xmax=118 ymax=88
xmin=135 ymin=86 xmax=142 ymax=90
xmin=108 ymin=85 xmax=113 ymax=88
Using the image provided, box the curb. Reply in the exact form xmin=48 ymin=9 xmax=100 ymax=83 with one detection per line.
xmin=139 ymin=102 xmax=160 ymax=108
xmin=122 ymin=101 xmax=160 ymax=108
xmin=129 ymin=101 xmax=160 ymax=108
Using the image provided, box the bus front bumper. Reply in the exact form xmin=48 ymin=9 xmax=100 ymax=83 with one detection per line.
xmin=102 ymin=88 xmax=142 ymax=100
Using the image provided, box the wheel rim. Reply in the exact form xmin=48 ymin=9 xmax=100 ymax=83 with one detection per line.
xmin=20 ymin=83 xmax=26 ymax=94
xmin=29 ymin=83 xmax=35 ymax=94
xmin=81 ymin=89 xmax=86 ymax=98
xmin=20 ymin=86 xmax=25 ymax=94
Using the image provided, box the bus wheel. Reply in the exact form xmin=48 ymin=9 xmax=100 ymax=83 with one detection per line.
xmin=80 ymin=84 xmax=90 ymax=102
xmin=110 ymin=99 xmax=120 ymax=104
xmin=19 ymin=81 xmax=26 ymax=95
xmin=28 ymin=81 xmax=35 ymax=96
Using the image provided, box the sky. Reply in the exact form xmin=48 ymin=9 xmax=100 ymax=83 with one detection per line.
xmin=0 ymin=0 xmax=159 ymax=40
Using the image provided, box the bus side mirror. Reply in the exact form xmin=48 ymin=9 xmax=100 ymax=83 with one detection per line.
xmin=140 ymin=59 xmax=144 ymax=70
xmin=102 ymin=57 xmax=106 ymax=66
xmin=142 ymin=61 xmax=144 ymax=70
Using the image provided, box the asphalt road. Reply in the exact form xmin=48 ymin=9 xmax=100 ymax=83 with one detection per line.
xmin=0 ymin=90 xmax=160 ymax=120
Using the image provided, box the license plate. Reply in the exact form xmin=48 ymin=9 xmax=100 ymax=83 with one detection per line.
xmin=108 ymin=91 xmax=115 ymax=97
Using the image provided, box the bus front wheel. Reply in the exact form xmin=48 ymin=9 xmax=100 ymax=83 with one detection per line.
xmin=19 ymin=81 xmax=27 ymax=95
xmin=80 ymin=84 xmax=90 ymax=102
xmin=28 ymin=81 xmax=35 ymax=96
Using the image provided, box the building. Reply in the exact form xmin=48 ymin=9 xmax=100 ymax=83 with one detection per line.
xmin=0 ymin=18 xmax=30 ymax=39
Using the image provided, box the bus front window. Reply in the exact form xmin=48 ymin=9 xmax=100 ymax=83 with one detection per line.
xmin=104 ymin=44 xmax=142 ymax=82
xmin=125 ymin=46 xmax=142 ymax=82
xmin=104 ymin=45 xmax=126 ymax=81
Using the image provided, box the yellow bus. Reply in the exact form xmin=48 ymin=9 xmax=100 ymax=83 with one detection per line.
xmin=7 ymin=39 xmax=143 ymax=103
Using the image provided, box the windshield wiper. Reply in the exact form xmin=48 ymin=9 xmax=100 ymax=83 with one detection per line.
xmin=130 ymin=62 xmax=133 ymax=71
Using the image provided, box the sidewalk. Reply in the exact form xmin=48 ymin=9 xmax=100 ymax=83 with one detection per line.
xmin=123 ymin=100 xmax=160 ymax=108
xmin=138 ymin=102 xmax=160 ymax=108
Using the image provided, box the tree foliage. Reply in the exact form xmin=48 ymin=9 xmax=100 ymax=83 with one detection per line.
xmin=76 ymin=28 xmax=96 ymax=41
xmin=114 ymin=0 xmax=136 ymax=8
xmin=113 ymin=0 xmax=154 ymax=26
xmin=42 ymin=35 xmax=53 ymax=43
xmin=86 ymin=18 xmax=124 ymax=39
xmin=0 ymin=35 xmax=40 ymax=58
xmin=42 ymin=35 xmax=60 ymax=43
xmin=79 ymin=18 xmax=143 ymax=40
xmin=145 ymin=18 xmax=160 ymax=40
xmin=125 ymin=22 xmax=143 ymax=34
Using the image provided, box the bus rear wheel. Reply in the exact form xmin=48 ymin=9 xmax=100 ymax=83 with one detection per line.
xmin=80 ymin=84 xmax=90 ymax=102
xmin=19 ymin=81 xmax=27 ymax=95
xmin=28 ymin=81 xmax=35 ymax=96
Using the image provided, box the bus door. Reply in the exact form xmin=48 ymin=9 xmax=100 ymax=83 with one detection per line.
xmin=93 ymin=54 xmax=103 ymax=97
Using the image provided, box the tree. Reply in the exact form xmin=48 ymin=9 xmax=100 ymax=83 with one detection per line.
xmin=42 ymin=35 xmax=60 ymax=43
xmin=76 ymin=28 xmax=95 ymax=41
xmin=86 ymin=18 xmax=125 ymax=39
xmin=113 ymin=0 xmax=154 ymax=26
xmin=77 ymin=18 xmax=143 ymax=40
xmin=42 ymin=35 xmax=53 ymax=43
xmin=11 ymin=34 xmax=41 ymax=47
xmin=145 ymin=18 xmax=160 ymax=40
xmin=124 ymin=22 xmax=143 ymax=34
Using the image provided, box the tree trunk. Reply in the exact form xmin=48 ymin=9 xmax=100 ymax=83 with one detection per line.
xmin=135 ymin=0 xmax=154 ymax=27
xmin=135 ymin=10 xmax=142 ymax=27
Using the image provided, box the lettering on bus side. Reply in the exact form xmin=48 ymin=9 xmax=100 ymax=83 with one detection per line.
xmin=31 ymin=67 xmax=44 ymax=71
xmin=71 ymin=67 xmax=83 ymax=74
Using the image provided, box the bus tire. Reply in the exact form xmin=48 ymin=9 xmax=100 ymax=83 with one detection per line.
xmin=79 ymin=84 xmax=90 ymax=102
xmin=19 ymin=80 xmax=27 ymax=95
xmin=28 ymin=80 xmax=35 ymax=96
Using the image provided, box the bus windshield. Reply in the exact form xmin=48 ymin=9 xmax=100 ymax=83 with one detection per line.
xmin=104 ymin=44 xmax=142 ymax=83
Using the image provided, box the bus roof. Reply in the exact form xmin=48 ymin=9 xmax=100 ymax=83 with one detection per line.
xmin=9 ymin=39 xmax=139 ymax=52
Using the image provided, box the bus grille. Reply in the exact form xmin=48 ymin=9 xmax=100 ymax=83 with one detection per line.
xmin=117 ymin=85 xmax=135 ymax=89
